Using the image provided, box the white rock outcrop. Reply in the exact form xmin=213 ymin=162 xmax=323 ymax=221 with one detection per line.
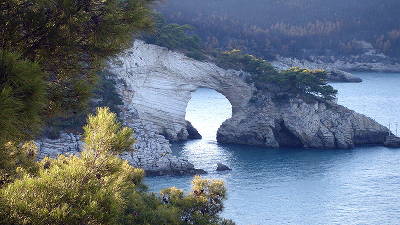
xmin=108 ymin=40 xmax=253 ymax=141
xmin=37 ymin=40 xmax=392 ymax=175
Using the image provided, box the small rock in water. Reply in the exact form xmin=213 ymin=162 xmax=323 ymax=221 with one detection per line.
xmin=194 ymin=169 xmax=208 ymax=175
xmin=186 ymin=121 xmax=202 ymax=140
xmin=216 ymin=163 xmax=231 ymax=171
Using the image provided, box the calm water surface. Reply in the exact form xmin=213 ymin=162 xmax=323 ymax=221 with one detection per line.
xmin=145 ymin=72 xmax=400 ymax=225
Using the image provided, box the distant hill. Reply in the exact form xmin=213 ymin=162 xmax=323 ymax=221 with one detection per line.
xmin=155 ymin=0 xmax=400 ymax=59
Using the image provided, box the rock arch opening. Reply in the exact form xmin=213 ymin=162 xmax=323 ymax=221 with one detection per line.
xmin=185 ymin=88 xmax=232 ymax=141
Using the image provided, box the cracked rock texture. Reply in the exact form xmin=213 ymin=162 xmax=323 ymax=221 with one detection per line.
xmin=217 ymin=93 xmax=389 ymax=149
xmin=37 ymin=40 xmax=391 ymax=175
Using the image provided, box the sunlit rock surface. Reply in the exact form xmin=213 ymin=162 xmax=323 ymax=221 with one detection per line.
xmin=106 ymin=40 xmax=252 ymax=174
xmin=37 ymin=40 xmax=391 ymax=174
xmin=217 ymin=94 xmax=389 ymax=149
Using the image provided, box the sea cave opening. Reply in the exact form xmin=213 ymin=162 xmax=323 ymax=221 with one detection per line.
xmin=185 ymin=88 xmax=232 ymax=141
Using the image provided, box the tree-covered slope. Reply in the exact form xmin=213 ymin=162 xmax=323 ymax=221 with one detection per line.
xmin=155 ymin=0 xmax=400 ymax=59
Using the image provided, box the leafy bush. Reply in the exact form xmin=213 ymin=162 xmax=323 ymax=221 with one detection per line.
xmin=0 ymin=141 xmax=39 ymax=187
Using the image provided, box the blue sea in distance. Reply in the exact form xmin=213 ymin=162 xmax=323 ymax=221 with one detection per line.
xmin=145 ymin=73 xmax=400 ymax=225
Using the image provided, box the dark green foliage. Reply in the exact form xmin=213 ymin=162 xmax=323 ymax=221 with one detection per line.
xmin=43 ymin=71 xmax=124 ymax=138
xmin=143 ymin=15 xmax=207 ymax=60
xmin=267 ymin=68 xmax=338 ymax=101
xmin=216 ymin=50 xmax=337 ymax=101
xmin=216 ymin=49 xmax=277 ymax=75
xmin=0 ymin=0 xmax=153 ymax=117
xmin=0 ymin=51 xmax=46 ymax=145
xmin=94 ymin=72 xmax=124 ymax=116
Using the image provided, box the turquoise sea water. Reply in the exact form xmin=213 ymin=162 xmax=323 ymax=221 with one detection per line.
xmin=145 ymin=73 xmax=400 ymax=225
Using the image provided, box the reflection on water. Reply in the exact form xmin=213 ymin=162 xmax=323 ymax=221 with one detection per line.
xmin=146 ymin=73 xmax=400 ymax=225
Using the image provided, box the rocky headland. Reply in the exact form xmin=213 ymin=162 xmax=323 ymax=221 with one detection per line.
xmin=37 ymin=40 xmax=394 ymax=175
xmin=272 ymin=42 xmax=400 ymax=83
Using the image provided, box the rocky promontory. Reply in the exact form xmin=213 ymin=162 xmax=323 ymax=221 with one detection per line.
xmin=217 ymin=94 xmax=389 ymax=149
xmin=37 ymin=40 xmax=393 ymax=175
xmin=271 ymin=44 xmax=400 ymax=83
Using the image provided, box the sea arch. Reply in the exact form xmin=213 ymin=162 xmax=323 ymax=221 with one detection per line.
xmin=109 ymin=40 xmax=253 ymax=141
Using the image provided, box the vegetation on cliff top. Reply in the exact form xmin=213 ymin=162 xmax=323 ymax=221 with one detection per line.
xmin=142 ymin=17 xmax=337 ymax=101
xmin=216 ymin=50 xmax=337 ymax=101
xmin=142 ymin=15 xmax=208 ymax=60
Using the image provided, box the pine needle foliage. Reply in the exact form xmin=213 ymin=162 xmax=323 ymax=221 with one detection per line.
xmin=84 ymin=107 xmax=135 ymax=154
xmin=0 ymin=107 xmax=234 ymax=225
xmin=0 ymin=51 xmax=46 ymax=145
xmin=0 ymin=0 xmax=154 ymax=116
xmin=0 ymin=141 xmax=39 ymax=187
xmin=216 ymin=50 xmax=337 ymax=101
xmin=143 ymin=15 xmax=207 ymax=60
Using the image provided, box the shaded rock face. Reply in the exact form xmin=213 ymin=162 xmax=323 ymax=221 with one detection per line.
xmin=109 ymin=40 xmax=252 ymax=142
xmin=384 ymin=136 xmax=400 ymax=148
xmin=326 ymin=70 xmax=362 ymax=83
xmin=108 ymin=40 xmax=389 ymax=153
xmin=217 ymin=94 xmax=389 ymax=149
xmin=186 ymin=120 xmax=202 ymax=140
xmin=216 ymin=163 xmax=231 ymax=171
xmin=37 ymin=40 xmax=391 ymax=175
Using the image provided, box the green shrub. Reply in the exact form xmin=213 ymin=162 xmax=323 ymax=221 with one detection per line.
xmin=0 ymin=108 xmax=233 ymax=225
xmin=84 ymin=107 xmax=135 ymax=154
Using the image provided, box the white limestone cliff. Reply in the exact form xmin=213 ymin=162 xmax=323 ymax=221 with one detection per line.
xmin=37 ymin=40 xmax=392 ymax=175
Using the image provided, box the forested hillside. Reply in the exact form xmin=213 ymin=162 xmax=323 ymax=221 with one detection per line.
xmin=155 ymin=0 xmax=400 ymax=59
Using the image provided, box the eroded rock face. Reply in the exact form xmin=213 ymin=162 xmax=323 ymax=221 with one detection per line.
xmin=36 ymin=133 xmax=83 ymax=160
xmin=216 ymin=163 xmax=231 ymax=171
xmin=186 ymin=120 xmax=202 ymax=140
xmin=37 ymin=40 xmax=392 ymax=175
xmin=108 ymin=40 xmax=253 ymax=141
xmin=217 ymin=93 xmax=389 ymax=149
xmin=108 ymin=40 xmax=389 ymax=152
xmin=104 ymin=40 xmax=253 ymax=174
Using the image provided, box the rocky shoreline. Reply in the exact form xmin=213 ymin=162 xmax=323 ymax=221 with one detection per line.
xmin=37 ymin=40 xmax=398 ymax=176
xmin=271 ymin=52 xmax=400 ymax=83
